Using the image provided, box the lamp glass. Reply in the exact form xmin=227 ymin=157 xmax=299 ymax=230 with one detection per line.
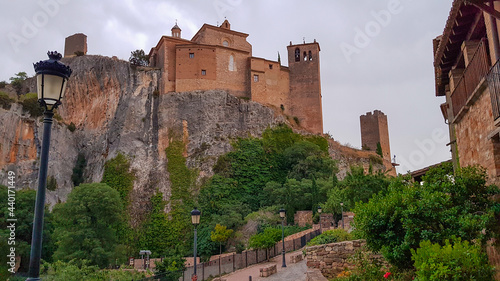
xmin=317 ymin=206 xmax=322 ymax=213
xmin=191 ymin=213 xmax=200 ymax=225
xmin=37 ymin=74 xmax=67 ymax=110
xmin=279 ymin=209 xmax=286 ymax=218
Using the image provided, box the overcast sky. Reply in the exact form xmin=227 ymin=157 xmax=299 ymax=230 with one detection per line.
xmin=1 ymin=0 xmax=455 ymax=174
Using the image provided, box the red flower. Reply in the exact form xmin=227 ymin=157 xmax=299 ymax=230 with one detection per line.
xmin=384 ymin=272 xmax=391 ymax=278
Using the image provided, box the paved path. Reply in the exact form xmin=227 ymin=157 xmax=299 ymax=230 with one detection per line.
xmin=223 ymin=250 xmax=307 ymax=281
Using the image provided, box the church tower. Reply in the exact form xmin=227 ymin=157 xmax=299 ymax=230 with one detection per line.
xmin=287 ymin=40 xmax=323 ymax=134
xmin=171 ymin=23 xmax=181 ymax=38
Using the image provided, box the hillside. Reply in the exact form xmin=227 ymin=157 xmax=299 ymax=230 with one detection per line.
xmin=0 ymin=55 xmax=393 ymax=225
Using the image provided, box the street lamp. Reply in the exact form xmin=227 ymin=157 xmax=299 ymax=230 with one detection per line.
xmin=317 ymin=206 xmax=322 ymax=232
xmin=279 ymin=208 xmax=286 ymax=268
xmin=340 ymin=202 xmax=344 ymax=229
xmin=27 ymin=51 xmax=72 ymax=281
xmin=191 ymin=207 xmax=201 ymax=281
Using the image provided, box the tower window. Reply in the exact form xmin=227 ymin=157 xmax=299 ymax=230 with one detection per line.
xmin=189 ymin=53 xmax=194 ymax=58
xmin=269 ymin=64 xmax=273 ymax=69
xmin=201 ymin=70 xmax=206 ymax=76
xmin=309 ymin=51 xmax=313 ymax=61
xmin=295 ymin=48 xmax=300 ymax=62
xmin=303 ymin=51 xmax=307 ymax=61
xmin=253 ymin=75 xmax=259 ymax=82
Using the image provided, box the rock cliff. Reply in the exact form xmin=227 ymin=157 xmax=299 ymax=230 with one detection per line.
xmin=0 ymin=55 xmax=392 ymax=225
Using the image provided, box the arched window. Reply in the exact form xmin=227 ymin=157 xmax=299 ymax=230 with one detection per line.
xmin=295 ymin=48 xmax=300 ymax=62
xmin=229 ymin=55 xmax=236 ymax=71
xmin=223 ymin=40 xmax=229 ymax=47
xmin=309 ymin=51 xmax=313 ymax=61
xmin=303 ymin=51 xmax=307 ymax=61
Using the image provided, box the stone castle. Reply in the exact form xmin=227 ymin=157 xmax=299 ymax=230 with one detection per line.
xmin=63 ymin=21 xmax=393 ymax=159
xmin=64 ymin=20 xmax=323 ymax=134
xmin=148 ymin=20 xmax=323 ymax=134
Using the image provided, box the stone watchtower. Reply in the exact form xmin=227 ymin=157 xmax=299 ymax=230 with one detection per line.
xmin=64 ymin=33 xmax=87 ymax=58
xmin=287 ymin=40 xmax=323 ymax=134
xmin=360 ymin=110 xmax=391 ymax=162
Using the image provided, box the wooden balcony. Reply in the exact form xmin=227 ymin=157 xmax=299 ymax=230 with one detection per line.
xmin=450 ymin=39 xmax=490 ymax=119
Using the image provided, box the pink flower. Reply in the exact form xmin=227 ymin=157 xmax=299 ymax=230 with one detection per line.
xmin=384 ymin=272 xmax=391 ymax=278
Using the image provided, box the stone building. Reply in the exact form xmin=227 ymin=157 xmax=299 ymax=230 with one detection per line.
xmin=433 ymin=0 xmax=500 ymax=185
xmin=148 ymin=20 xmax=323 ymax=134
xmin=360 ymin=110 xmax=391 ymax=162
xmin=64 ymin=33 xmax=87 ymax=58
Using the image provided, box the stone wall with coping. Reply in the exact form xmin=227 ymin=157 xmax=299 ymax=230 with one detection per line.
xmin=306 ymin=240 xmax=368 ymax=279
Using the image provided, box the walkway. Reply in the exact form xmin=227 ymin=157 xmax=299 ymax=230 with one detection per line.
xmin=223 ymin=249 xmax=307 ymax=281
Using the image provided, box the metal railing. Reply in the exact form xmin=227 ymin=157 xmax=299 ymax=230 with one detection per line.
xmin=450 ymin=39 xmax=490 ymax=118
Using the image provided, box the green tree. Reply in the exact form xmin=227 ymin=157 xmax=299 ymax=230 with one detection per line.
xmin=9 ymin=72 xmax=27 ymax=96
xmin=71 ymin=153 xmax=87 ymax=187
xmin=154 ymin=248 xmax=186 ymax=281
xmin=0 ymin=186 xmax=54 ymax=275
xmin=52 ymin=183 xmax=126 ymax=268
xmin=0 ymin=92 xmax=15 ymax=109
xmin=325 ymin=166 xmax=390 ymax=216
xmin=354 ymin=164 xmax=500 ymax=269
xmin=211 ymin=224 xmax=233 ymax=277
xmin=19 ymin=92 xmax=44 ymax=117
xmin=129 ymin=49 xmax=150 ymax=66
xmin=249 ymin=227 xmax=282 ymax=261
xmin=376 ymin=142 xmax=383 ymax=157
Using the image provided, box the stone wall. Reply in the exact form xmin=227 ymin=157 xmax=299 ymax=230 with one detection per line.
xmin=295 ymin=210 xmax=313 ymax=227
xmin=306 ymin=240 xmax=367 ymax=279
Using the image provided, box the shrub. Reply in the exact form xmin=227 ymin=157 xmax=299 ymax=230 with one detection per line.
xmin=71 ymin=153 xmax=87 ymax=187
xmin=0 ymin=91 xmax=14 ymax=109
xmin=307 ymin=229 xmax=352 ymax=246
xmin=67 ymin=122 xmax=76 ymax=132
xmin=293 ymin=116 xmax=300 ymax=125
xmin=19 ymin=92 xmax=44 ymax=117
xmin=46 ymin=175 xmax=58 ymax=191
xmin=0 ymin=81 xmax=6 ymax=88
xmin=411 ymin=238 xmax=493 ymax=281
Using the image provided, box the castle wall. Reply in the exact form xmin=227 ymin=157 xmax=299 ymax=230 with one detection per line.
xmin=250 ymin=58 xmax=290 ymax=112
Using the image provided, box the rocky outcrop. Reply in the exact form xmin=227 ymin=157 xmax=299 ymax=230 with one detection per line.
xmin=0 ymin=55 xmax=391 ymax=225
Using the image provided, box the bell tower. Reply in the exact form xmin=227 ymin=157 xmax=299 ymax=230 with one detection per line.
xmin=287 ymin=40 xmax=323 ymax=134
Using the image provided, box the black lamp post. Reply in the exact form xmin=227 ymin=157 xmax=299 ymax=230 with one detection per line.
xmin=279 ymin=208 xmax=286 ymax=268
xmin=340 ymin=202 xmax=344 ymax=229
xmin=317 ymin=206 xmax=322 ymax=232
xmin=191 ymin=207 xmax=201 ymax=281
xmin=27 ymin=51 xmax=72 ymax=281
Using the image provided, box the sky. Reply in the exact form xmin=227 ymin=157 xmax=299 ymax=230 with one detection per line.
xmin=0 ymin=0 xmax=455 ymax=174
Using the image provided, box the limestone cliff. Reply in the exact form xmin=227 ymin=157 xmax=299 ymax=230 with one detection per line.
xmin=0 ymin=55 xmax=392 ymax=225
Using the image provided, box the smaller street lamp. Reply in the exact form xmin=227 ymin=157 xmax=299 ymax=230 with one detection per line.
xmin=340 ymin=202 xmax=344 ymax=229
xmin=191 ymin=208 xmax=201 ymax=281
xmin=317 ymin=206 xmax=322 ymax=232
xmin=279 ymin=208 xmax=286 ymax=268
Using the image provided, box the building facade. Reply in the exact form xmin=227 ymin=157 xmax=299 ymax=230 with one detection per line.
xmin=148 ymin=20 xmax=323 ymax=134
xmin=434 ymin=0 xmax=500 ymax=185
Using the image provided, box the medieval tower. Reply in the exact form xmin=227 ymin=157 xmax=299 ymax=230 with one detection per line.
xmin=287 ymin=41 xmax=323 ymax=134
xmin=360 ymin=110 xmax=391 ymax=162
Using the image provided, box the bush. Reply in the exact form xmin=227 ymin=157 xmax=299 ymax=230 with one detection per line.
xmin=67 ymin=122 xmax=76 ymax=132
xmin=129 ymin=49 xmax=149 ymax=66
xmin=307 ymin=229 xmax=352 ymax=246
xmin=0 ymin=92 xmax=14 ymax=109
xmin=0 ymin=81 xmax=6 ymax=88
xmin=411 ymin=238 xmax=493 ymax=281
xmin=19 ymin=92 xmax=44 ymax=117
xmin=71 ymin=153 xmax=87 ymax=187
xmin=46 ymin=175 xmax=58 ymax=191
